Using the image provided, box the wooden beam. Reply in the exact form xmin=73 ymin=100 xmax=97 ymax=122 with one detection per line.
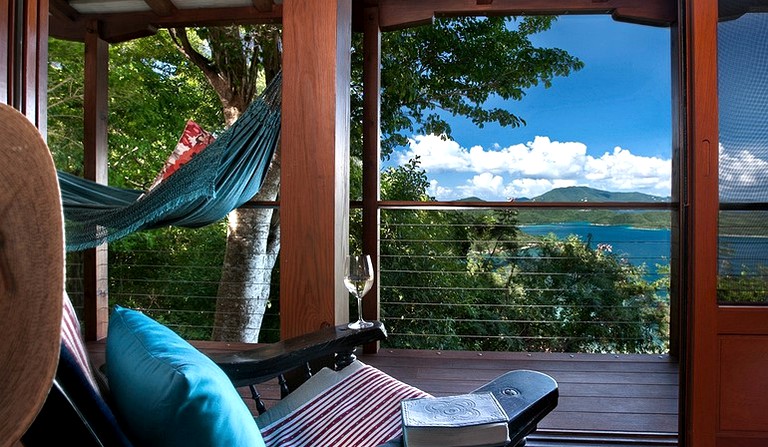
xmin=82 ymin=20 xmax=109 ymax=341
xmin=378 ymin=0 xmax=676 ymax=31
xmin=280 ymin=0 xmax=352 ymax=338
xmin=143 ymin=0 xmax=176 ymax=16
xmin=252 ymin=0 xmax=273 ymax=13
xmin=49 ymin=0 xmax=80 ymax=21
xmin=361 ymin=5 xmax=381 ymax=354
xmin=49 ymin=5 xmax=283 ymax=43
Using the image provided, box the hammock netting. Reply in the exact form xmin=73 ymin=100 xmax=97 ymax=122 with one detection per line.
xmin=59 ymin=72 xmax=281 ymax=252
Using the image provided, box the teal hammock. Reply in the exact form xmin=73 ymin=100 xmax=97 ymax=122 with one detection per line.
xmin=59 ymin=72 xmax=281 ymax=252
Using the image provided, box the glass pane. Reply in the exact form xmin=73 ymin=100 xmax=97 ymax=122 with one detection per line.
xmin=717 ymin=8 xmax=768 ymax=304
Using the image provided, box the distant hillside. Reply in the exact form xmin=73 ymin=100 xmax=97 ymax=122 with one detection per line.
xmin=529 ymin=186 xmax=668 ymax=203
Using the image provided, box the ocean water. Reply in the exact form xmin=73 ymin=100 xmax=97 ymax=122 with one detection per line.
xmin=518 ymin=222 xmax=671 ymax=281
xmin=519 ymin=222 xmax=768 ymax=279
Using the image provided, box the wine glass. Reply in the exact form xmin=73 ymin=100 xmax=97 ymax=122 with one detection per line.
xmin=344 ymin=254 xmax=375 ymax=329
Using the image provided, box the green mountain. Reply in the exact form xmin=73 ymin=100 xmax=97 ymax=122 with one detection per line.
xmin=529 ymin=186 xmax=668 ymax=203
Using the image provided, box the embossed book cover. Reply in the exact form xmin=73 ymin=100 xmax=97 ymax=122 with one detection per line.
xmin=400 ymin=392 xmax=510 ymax=447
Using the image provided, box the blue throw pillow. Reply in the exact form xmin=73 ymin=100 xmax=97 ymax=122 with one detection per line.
xmin=106 ymin=305 xmax=265 ymax=447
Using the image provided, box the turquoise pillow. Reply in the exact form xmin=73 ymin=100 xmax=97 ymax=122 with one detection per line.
xmin=106 ymin=305 xmax=265 ymax=447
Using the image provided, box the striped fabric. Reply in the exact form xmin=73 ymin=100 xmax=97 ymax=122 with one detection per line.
xmin=260 ymin=364 xmax=431 ymax=447
xmin=61 ymin=291 xmax=102 ymax=396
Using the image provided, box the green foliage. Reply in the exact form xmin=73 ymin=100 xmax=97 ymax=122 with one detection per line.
xmin=718 ymin=268 xmax=768 ymax=304
xmin=47 ymin=33 xmax=222 ymax=189
xmin=107 ymin=33 xmax=222 ymax=189
xmin=530 ymin=186 xmax=668 ymax=203
xmin=48 ymin=38 xmax=86 ymax=173
xmin=108 ymin=222 xmax=227 ymax=340
xmin=49 ymin=33 xmax=225 ymax=339
xmin=507 ymin=234 xmax=668 ymax=353
xmin=515 ymin=209 xmax=671 ymax=229
xmin=379 ymin=209 xmax=670 ymax=353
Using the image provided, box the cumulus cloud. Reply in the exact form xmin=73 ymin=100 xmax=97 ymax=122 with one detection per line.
xmin=397 ymin=134 xmax=671 ymax=200
xmin=719 ymin=143 xmax=768 ymax=201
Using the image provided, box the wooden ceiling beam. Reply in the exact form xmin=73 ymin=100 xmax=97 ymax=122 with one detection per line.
xmin=144 ymin=0 xmax=177 ymax=17
xmin=50 ymin=0 xmax=81 ymax=22
xmin=252 ymin=0 xmax=273 ymax=13
xmin=377 ymin=0 xmax=676 ymax=30
xmin=49 ymin=4 xmax=283 ymax=43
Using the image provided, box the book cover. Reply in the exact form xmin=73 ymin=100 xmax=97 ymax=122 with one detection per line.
xmin=401 ymin=392 xmax=510 ymax=447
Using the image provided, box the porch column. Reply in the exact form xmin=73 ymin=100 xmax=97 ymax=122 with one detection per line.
xmin=280 ymin=0 xmax=353 ymax=337
xmin=82 ymin=21 xmax=109 ymax=341
xmin=361 ymin=5 xmax=381 ymax=353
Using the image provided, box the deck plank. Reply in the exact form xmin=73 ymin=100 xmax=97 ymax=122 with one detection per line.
xmin=359 ymin=348 xmax=679 ymax=441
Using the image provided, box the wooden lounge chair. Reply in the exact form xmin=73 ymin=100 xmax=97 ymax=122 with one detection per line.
xmin=0 ymin=102 xmax=558 ymax=447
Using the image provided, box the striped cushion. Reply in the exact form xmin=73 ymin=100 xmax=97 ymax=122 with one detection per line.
xmin=259 ymin=363 xmax=431 ymax=447
xmin=61 ymin=291 xmax=101 ymax=396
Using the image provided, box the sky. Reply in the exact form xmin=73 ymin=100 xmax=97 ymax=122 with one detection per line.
xmin=386 ymin=15 xmax=673 ymax=201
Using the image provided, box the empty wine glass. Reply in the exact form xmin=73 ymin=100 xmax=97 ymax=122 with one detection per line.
xmin=344 ymin=254 xmax=374 ymax=329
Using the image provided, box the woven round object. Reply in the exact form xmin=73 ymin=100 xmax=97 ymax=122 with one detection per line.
xmin=0 ymin=104 xmax=63 ymax=445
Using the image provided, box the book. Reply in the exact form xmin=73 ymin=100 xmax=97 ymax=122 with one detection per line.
xmin=400 ymin=392 xmax=510 ymax=447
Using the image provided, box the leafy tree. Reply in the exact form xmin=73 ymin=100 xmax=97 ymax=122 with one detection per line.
xmin=48 ymin=35 xmax=222 ymax=185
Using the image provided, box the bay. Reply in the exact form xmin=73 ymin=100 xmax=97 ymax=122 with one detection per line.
xmin=518 ymin=222 xmax=671 ymax=282
xmin=518 ymin=222 xmax=768 ymax=280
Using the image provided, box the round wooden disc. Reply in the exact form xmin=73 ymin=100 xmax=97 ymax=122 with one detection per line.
xmin=0 ymin=104 xmax=63 ymax=445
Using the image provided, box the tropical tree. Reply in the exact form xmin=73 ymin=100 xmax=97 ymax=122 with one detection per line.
xmin=165 ymin=26 xmax=283 ymax=342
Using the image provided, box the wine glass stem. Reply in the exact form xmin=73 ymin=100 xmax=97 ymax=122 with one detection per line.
xmin=356 ymin=295 xmax=364 ymax=322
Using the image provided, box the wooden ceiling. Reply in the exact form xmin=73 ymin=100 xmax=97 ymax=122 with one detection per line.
xmin=49 ymin=0 xmax=284 ymax=42
xmin=49 ymin=0 xmax=678 ymax=44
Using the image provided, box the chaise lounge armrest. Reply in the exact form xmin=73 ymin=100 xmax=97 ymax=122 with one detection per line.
xmin=210 ymin=321 xmax=387 ymax=388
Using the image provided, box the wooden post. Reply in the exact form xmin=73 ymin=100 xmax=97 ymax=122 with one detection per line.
xmin=683 ymin=0 xmax=719 ymax=445
xmin=82 ymin=20 xmax=110 ymax=341
xmin=280 ymin=0 xmax=353 ymax=338
xmin=1 ymin=0 xmax=48 ymax=131
xmin=361 ymin=5 xmax=381 ymax=353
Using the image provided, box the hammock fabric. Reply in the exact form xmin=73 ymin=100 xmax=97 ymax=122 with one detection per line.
xmin=59 ymin=72 xmax=281 ymax=252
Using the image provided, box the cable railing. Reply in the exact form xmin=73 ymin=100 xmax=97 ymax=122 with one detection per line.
xmin=64 ymin=206 xmax=672 ymax=354
xmin=64 ymin=227 xmax=282 ymax=343
xmin=376 ymin=208 xmax=671 ymax=354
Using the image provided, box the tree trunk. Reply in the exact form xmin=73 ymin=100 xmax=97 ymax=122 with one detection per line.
xmin=168 ymin=26 xmax=284 ymax=342
xmin=212 ymin=145 xmax=281 ymax=342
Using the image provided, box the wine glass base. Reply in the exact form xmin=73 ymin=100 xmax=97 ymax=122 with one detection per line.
xmin=347 ymin=320 xmax=374 ymax=330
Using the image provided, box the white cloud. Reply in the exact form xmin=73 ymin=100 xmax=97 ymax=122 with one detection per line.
xmin=395 ymin=134 xmax=672 ymax=200
xmin=427 ymin=179 xmax=454 ymax=201
xmin=400 ymin=135 xmax=587 ymax=179
xmin=719 ymin=144 xmax=768 ymax=201
xmin=455 ymin=173 xmax=506 ymax=198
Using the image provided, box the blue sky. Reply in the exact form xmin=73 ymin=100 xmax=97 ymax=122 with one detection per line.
xmin=388 ymin=15 xmax=673 ymax=201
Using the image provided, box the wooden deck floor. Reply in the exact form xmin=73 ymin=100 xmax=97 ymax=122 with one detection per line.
xmin=360 ymin=348 xmax=679 ymax=446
